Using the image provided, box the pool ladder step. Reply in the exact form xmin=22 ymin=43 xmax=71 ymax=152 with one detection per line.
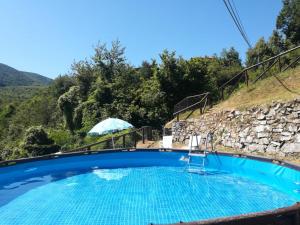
xmin=185 ymin=133 xmax=208 ymax=173
xmin=186 ymin=158 xmax=206 ymax=173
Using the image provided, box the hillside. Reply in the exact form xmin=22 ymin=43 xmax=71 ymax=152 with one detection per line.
xmin=0 ymin=86 xmax=45 ymax=105
xmin=167 ymin=66 xmax=300 ymax=125
xmin=0 ymin=63 xmax=52 ymax=87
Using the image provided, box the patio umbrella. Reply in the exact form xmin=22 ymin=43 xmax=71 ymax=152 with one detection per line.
xmin=88 ymin=118 xmax=134 ymax=148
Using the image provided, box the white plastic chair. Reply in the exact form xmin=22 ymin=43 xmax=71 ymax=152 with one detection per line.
xmin=188 ymin=135 xmax=201 ymax=149
xmin=161 ymin=135 xmax=173 ymax=148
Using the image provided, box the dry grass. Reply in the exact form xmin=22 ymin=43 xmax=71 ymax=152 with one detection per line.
xmin=215 ymin=67 xmax=300 ymax=111
xmin=136 ymin=140 xmax=161 ymax=148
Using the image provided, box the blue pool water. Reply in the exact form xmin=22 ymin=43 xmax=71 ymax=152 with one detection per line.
xmin=0 ymin=151 xmax=300 ymax=225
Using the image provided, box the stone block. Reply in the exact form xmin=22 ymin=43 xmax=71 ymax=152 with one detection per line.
xmin=280 ymin=135 xmax=292 ymax=141
xmin=294 ymin=134 xmax=300 ymax=143
xmin=267 ymin=108 xmax=276 ymax=117
xmin=257 ymin=114 xmax=266 ymax=120
xmin=293 ymin=105 xmax=300 ymax=111
xmin=255 ymin=125 xmax=268 ymax=132
xmin=293 ymin=119 xmax=300 ymax=124
xmin=257 ymin=132 xmax=269 ymax=138
xmin=282 ymin=143 xmax=300 ymax=153
xmin=239 ymin=127 xmax=250 ymax=138
xmin=248 ymin=144 xmax=265 ymax=152
xmin=253 ymin=138 xmax=260 ymax=144
xmin=270 ymin=141 xmax=281 ymax=146
xmin=287 ymin=124 xmax=298 ymax=133
xmin=259 ymin=138 xmax=270 ymax=145
xmin=234 ymin=143 xmax=243 ymax=149
xmin=267 ymin=119 xmax=277 ymax=124
xmin=272 ymin=134 xmax=281 ymax=142
xmin=245 ymin=136 xmax=254 ymax=143
xmin=266 ymin=145 xmax=278 ymax=153
xmin=274 ymin=103 xmax=281 ymax=111
xmin=240 ymin=137 xmax=246 ymax=143
xmin=276 ymin=123 xmax=285 ymax=129
xmin=259 ymin=120 xmax=267 ymax=125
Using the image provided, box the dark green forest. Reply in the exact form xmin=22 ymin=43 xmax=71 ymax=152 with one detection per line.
xmin=0 ymin=0 xmax=299 ymax=160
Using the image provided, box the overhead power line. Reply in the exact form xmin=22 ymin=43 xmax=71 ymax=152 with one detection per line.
xmin=229 ymin=0 xmax=250 ymax=42
xmin=223 ymin=0 xmax=252 ymax=48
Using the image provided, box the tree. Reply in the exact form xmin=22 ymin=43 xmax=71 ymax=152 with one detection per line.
xmin=51 ymin=75 xmax=75 ymax=97
xmin=72 ymin=60 xmax=95 ymax=98
xmin=220 ymin=47 xmax=241 ymax=66
xmin=157 ymin=50 xmax=186 ymax=110
xmin=58 ymin=86 xmax=81 ymax=133
xmin=246 ymin=38 xmax=272 ymax=66
xmin=268 ymin=30 xmax=285 ymax=55
xmin=138 ymin=77 xmax=169 ymax=127
xmin=276 ymin=0 xmax=300 ymax=45
xmin=138 ymin=60 xmax=157 ymax=79
xmin=92 ymin=40 xmax=126 ymax=82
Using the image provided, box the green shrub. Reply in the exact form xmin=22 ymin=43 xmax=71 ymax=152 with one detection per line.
xmin=22 ymin=126 xmax=60 ymax=156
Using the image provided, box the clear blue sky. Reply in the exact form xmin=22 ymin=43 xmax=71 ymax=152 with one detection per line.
xmin=0 ymin=0 xmax=282 ymax=79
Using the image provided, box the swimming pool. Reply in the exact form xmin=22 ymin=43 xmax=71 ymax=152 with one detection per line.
xmin=1 ymin=150 xmax=300 ymax=225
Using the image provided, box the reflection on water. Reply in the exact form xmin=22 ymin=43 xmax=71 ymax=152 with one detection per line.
xmin=0 ymin=168 xmax=91 ymax=207
xmin=92 ymin=168 xmax=130 ymax=181
xmin=24 ymin=167 xmax=37 ymax=173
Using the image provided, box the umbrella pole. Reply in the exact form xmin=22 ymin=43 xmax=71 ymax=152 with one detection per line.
xmin=112 ymin=136 xmax=115 ymax=149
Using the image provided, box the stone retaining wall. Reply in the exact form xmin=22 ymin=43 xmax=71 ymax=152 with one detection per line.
xmin=172 ymin=99 xmax=300 ymax=158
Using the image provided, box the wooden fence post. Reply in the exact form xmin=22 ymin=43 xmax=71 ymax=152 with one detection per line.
xmin=134 ymin=131 xmax=137 ymax=148
xmin=221 ymin=88 xmax=224 ymax=100
xmin=146 ymin=126 xmax=152 ymax=141
xmin=142 ymin=127 xmax=145 ymax=144
xmin=278 ymin=56 xmax=281 ymax=72
xmin=245 ymin=70 xmax=249 ymax=86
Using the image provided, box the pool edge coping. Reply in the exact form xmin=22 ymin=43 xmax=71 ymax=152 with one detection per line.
xmin=1 ymin=148 xmax=300 ymax=170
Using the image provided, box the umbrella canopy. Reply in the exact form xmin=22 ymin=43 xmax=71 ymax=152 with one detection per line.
xmin=88 ymin=118 xmax=134 ymax=136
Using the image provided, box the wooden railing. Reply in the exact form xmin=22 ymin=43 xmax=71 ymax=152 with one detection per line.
xmin=171 ymin=46 xmax=300 ymax=120
xmin=68 ymin=126 xmax=154 ymax=152
xmin=173 ymin=92 xmax=210 ymax=121
xmin=219 ymin=45 xmax=300 ymax=99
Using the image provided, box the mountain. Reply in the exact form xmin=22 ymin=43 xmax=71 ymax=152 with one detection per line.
xmin=0 ymin=63 xmax=52 ymax=87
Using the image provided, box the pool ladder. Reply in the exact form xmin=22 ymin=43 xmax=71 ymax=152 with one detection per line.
xmin=186 ymin=132 xmax=213 ymax=174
